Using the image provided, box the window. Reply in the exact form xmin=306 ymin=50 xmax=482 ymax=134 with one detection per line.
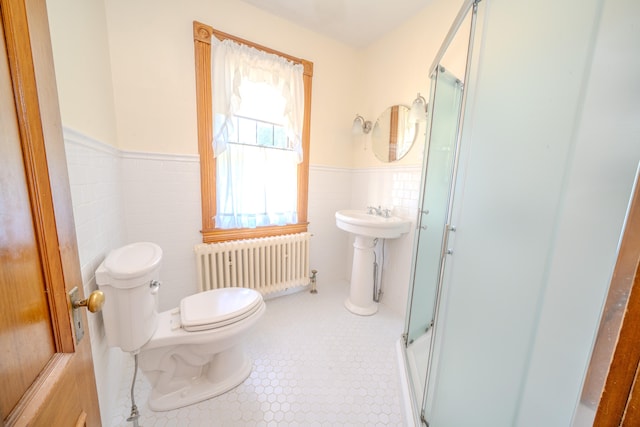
xmin=193 ymin=22 xmax=313 ymax=243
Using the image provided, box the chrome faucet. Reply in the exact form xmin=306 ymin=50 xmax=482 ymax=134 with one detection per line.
xmin=367 ymin=205 xmax=381 ymax=215
xmin=366 ymin=205 xmax=391 ymax=217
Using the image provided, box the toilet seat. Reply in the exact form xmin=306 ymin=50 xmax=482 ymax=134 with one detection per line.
xmin=179 ymin=288 xmax=263 ymax=332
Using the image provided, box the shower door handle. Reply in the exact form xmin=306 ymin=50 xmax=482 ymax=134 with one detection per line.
xmin=418 ymin=209 xmax=429 ymax=230
xmin=441 ymin=224 xmax=456 ymax=257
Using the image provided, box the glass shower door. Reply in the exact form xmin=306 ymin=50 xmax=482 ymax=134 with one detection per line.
xmin=401 ymin=2 xmax=482 ymax=423
xmin=403 ymin=67 xmax=463 ymax=411
xmin=406 ymin=67 xmax=463 ymax=345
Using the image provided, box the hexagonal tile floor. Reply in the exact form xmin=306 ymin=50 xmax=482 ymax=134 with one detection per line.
xmin=111 ymin=281 xmax=405 ymax=426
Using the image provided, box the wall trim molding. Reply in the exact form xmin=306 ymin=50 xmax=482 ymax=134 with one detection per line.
xmin=63 ymin=126 xmax=119 ymax=156
xmin=310 ymin=164 xmax=421 ymax=173
xmin=120 ymin=150 xmax=199 ymax=163
xmin=309 ymin=165 xmax=351 ymax=173
xmin=62 ymin=126 xmax=198 ymax=163
xmin=351 ymin=165 xmax=422 ymax=174
xmin=63 ymin=126 xmax=422 ymax=172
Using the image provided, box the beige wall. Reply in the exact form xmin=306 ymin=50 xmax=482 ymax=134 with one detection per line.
xmin=355 ymin=0 xmax=466 ymax=168
xmin=101 ymin=0 xmax=360 ymax=168
xmin=48 ymin=0 xmax=463 ymax=169
xmin=47 ymin=0 xmax=118 ymax=147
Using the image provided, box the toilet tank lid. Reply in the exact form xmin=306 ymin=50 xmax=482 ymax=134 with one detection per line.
xmin=102 ymin=242 xmax=162 ymax=280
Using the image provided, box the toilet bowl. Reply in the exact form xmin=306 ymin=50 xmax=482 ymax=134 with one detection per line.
xmin=96 ymin=242 xmax=265 ymax=411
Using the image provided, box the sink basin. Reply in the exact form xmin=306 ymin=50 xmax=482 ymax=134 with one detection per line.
xmin=335 ymin=209 xmax=411 ymax=239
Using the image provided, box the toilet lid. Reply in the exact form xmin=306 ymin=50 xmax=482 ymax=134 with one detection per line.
xmin=180 ymin=288 xmax=263 ymax=332
xmin=103 ymin=242 xmax=162 ymax=280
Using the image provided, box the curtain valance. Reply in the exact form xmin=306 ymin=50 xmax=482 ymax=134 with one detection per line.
xmin=211 ymin=38 xmax=305 ymax=163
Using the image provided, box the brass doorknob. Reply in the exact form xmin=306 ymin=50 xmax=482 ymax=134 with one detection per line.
xmin=72 ymin=290 xmax=105 ymax=313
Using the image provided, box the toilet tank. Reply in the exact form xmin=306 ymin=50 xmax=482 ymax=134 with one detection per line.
xmin=96 ymin=242 xmax=162 ymax=352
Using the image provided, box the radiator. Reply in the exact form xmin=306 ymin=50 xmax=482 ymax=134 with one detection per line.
xmin=195 ymin=232 xmax=311 ymax=295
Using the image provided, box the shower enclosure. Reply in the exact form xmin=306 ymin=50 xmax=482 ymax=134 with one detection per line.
xmin=400 ymin=0 xmax=483 ymax=424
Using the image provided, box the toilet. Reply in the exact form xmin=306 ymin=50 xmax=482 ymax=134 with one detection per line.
xmin=96 ymin=242 xmax=265 ymax=411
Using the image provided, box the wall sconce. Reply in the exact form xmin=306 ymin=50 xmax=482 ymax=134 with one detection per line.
xmin=352 ymin=114 xmax=372 ymax=135
xmin=409 ymin=93 xmax=428 ymax=123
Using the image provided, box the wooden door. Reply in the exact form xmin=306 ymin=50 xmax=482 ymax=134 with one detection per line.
xmin=594 ymin=255 xmax=640 ymax=426
xmin=590 ymin=172 xmax=640 ymax=426
xmin=0 ymin=0 xmax=101 ymax=425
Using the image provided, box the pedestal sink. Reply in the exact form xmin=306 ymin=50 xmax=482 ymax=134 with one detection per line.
xmin=336 ymin=209 xmax=411 ymax=315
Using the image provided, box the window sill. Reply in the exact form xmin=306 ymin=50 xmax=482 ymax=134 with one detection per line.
xmin=201 ymin=222 xmax=309 ymax=243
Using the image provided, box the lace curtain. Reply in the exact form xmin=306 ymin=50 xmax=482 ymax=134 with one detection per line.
xmin=211 ymin=38 xmax=304 ymax=161
xmin=215 ymin=145 xmax=298 ymax=229
xmin=211 ymin=38 xmax=304 ymax=229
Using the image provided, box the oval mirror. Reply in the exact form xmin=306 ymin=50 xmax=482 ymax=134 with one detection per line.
xmin=371 ymin=105 xmax=417 ymax=163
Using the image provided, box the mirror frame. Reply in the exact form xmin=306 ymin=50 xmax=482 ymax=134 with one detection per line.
xmin=371 ymin=104 xmax=418 ymax=163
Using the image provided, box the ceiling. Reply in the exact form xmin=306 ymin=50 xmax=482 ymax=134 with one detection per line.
xmin=239 ymin=0 xmax=431 ymax=48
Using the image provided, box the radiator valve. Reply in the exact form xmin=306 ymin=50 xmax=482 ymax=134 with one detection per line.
xmin=310 ymin=269 xmax=318 ymax=294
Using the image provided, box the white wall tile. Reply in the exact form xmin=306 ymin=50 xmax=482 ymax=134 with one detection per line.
xmin=348 ymin=166 xmax=421 ymax=317
xmin=308 ymin=166 xmax=353 ymax=286
xmin=64 ymin=128 xmax=126 ymax=427
xmin=65 ymin=128 xmax=424 ymax=423
xmin=120 ymin=153 xmax=202 ymax=311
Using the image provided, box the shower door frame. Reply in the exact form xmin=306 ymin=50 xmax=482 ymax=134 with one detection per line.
xmin=401 ymin=0 xmax=483 ymax=424
xmin=422 ymin=5 xmax=479 ymax=419
xmin=403 ymin=66 xmax=465 ymax=424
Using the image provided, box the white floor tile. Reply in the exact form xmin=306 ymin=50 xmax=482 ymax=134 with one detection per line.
xmin=111 ymin=282 xmax=405 ymax=426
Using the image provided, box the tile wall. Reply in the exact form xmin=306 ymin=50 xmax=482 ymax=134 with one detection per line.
xmin=63 ymin=127 xmax=423 ymax=423
xmin=120 ymin=152 xmax=202 ymax=310
xmin=350 ymin=166 xmax=422 ymax=316
xmin=307 ymin=165 xmax=353 ymax=289
xmin=64 ymin=128 xmax=126 ymax=427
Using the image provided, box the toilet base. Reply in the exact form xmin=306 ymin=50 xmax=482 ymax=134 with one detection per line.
xmin=146 ymin=347 xmax=253 ymax=412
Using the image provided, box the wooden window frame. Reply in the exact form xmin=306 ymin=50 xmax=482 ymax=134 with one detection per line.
xmin=193 ymin=21 xmax=313 ymax=243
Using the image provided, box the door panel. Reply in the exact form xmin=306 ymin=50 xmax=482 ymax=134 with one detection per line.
xmin=0 ymin=0 xmax=101 ymax=425
xmin=592 ymin=174 xmax=640 ymax=426
xmin=0 ymin=6 xmax=56 ymax=416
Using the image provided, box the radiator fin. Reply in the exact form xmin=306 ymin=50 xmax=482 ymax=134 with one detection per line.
xmin=195 ymin=232 xmax=311 ymax=295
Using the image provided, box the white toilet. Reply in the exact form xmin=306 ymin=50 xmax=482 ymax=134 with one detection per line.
xmin=96 ymin=242 xmax=266 ymax=411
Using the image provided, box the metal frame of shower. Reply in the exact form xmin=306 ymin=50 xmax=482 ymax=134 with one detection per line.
xmin=401 ymin=0 xmax=483 ymax=425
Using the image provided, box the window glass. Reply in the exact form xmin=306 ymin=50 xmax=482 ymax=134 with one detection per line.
xmin=238 ymin=81 xmax=286 ymax=124
xmin=193 ymin=22 xmax=312 ymax=242
xmin=215 ymin=73 xmax=298 ymax=229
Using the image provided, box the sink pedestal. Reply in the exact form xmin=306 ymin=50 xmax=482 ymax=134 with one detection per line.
xmin=345 ymin=235 xmax=378 ymax=316
xmin=335 ymin=209 xmax=411 ymax=316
